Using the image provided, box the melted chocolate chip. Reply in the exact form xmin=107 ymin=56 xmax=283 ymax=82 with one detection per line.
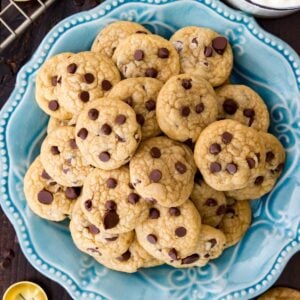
xmin=84 ymin=73 xmax=95 ymax=84
xmin=65 ymin=187 xmax=81 ymax=199
xmin=101 ymin=124 xmax=112 ymax=135
xmin=149 ymin=169 xmax=162 ymax=182
xmin=88 ymin=108 xmax=99 ymax=120
xmin=77 ymin=128 xmax=88 ymax=140
xmin=254 ymin=176 xmax=264 ymax=185
xmin=51 ymin=76 xmax=58 ymax=86
xmin=181 ymin=254 xmax=199 ymax=264
xmin=243 ymin=108 xmax=255 ymax=118
xmin=216 ymin=204 xmax=227 ymax=215
xmin=158 ymin=47 xmax=169 ymax=58
xmin=169 ymin=207 xmax=181 ymax=216
xmin=168 ymin=248 xmax=178 ymax=260
xmin=69 ymin=139 xmax=78 ymax=149
xmin=209 ymin=143 xmax=221 ymax=155
xmin=136 ymin=114 xmax=145 ymax=126
xmin=50 ymin=146 xmax=60 ymax=155
xmin=67 ymin=63 xmax=77 ymax=74
xmin=88 ymin=224 xmax=100 ymax=235
xmin=103 ymin=210 xmax=119 ymax=229
xmin=150 ymin=147 xmax=161 ymax=158
xmin=101 ymin=80 xmax=112 ymax=91
xmin=204 ymin=46 xmax=213 ymax=57
xmin=145 ymin=68 xmax=158 ymax=78
xmin=79 ymin=91 xmax=90 ymax=102
xmin=105 ymin=236 xmax=118 ymax=242
xmin=128 ymin=193 xmax=140 ymax=204
xmin=117 ymin=250 xmax=131 ymax=261
xmin=181 ymin=106 xmax=190 ymax=117
xmin=175 ymin=161 xmax=187 ymax=174
xmin=222 ymin=132 xmax=233 ymax=144
xmin=182 ymin=79 xmax=192 ymax=90
xmin=246 ymin=157 xmax=255 ymax=169
xmin=134 ymin=49 xmax=144 ymax=61
xmin=212 ymin=37 xmax=228 ymax=54
xmin=136 ymin=30 xmax=148 ymax=34
xmin=147 ymin=234 xmax=157 ymax=244
xmin=105 ymin=200 xmax=117 ymax=210
xmin=191 ymin=37 xmax=198 ymax=45
xmin=106 ymin=178 xmax=117 ymax=189
xmin=266 ymin=151 xmax=275 ymax=163
xmin=99 ymin=151 xmax=110 ymax=162
xmin=124 ymin=96 xmax=133 ymax=106
xmin=37 ymin=189 xmax=53 ymax=204
xmin=41 ymin=170 xmax=51 ymax=180
xmin=226 ymin=163 xmax=238 ymax=174
xmin=209 ymin=238 xmax=217 ymax=248
xmin=223 ymin=99 xmax=238 ymax=115
xmin=275 ymin=163 xmax=284 ymax=172
xmin=195 ymin=103 xmax=204 ymax=114
xmin=115 ymin=114 xmax=127 ymax=125
xmin=84 ymin=199 xmax=93 ymax=211
xmin=175 ymin=227 xmax=187 ymax=237
xmin=205 ymin=198 xmax=218 ymax=207
xmin=149 ymin=208 xmax=160 ymax=219
xmin=145 ymin=99 xmax=156 ymax=111
xmin=48 ymin=100 xmax=59 ymax=111
xmin=210 ymin=162 xmax=221 ymax=173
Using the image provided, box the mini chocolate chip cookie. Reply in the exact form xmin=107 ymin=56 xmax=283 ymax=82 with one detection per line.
xmin=226 ymin=132 xmax=285 ymax=200
xmin=217 ymin=198 xmax=252 ymax=248
xmin=129 ymin=136 xmax=196 ymax=207
xmin=91 ymin=21 xmax=151 ymax=58
xmin=80 ymin=166 xmax=148 ymax=234
xmin=75 ymin=98 xmax=141 ymax=170
xmin=170 ymin=225 xmax=226 ymax=268
xmin=194 ymin=119 xmax=266 ymax=191
xmin=113 ymin=34 xmax=180 ymax=82
xmin=24 ymin=156 xmax=80 ymax=221
xmin=108 ymin=77 xmax=163 ymax=139
xmin=170 ymin=26 xmax=233 ymax=87
xmin=156 ymin=74 xmax=218 ymax=142
xmin=47 ymin=117 xmax=75 ymax=134
xmin=58 ymin=51 xmax=121 ymax=116
xmin=70 ymin=201 xmax=134 ymax=258
xmin=40 ymin=126 xmax=91 ymax=187
xmin=135 ymin=200 xmax=201 ymax=265
xmin=258 ymin=287 xmax=300 ymax=300
xmin=216 ymin=84 xmax=270 ymax=131
xmin=36 ymin=53 xmax=74 ymax=120
xmin=191 ymin=172 xmax=227 ymax=227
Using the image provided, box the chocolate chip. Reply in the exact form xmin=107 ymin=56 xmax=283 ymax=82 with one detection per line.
xmin=84 ymin=199 xmax=93 ymax=211
xmin=226 ymin=163 xmax=237 ymax=174
xmin=210 ymin=162 xmax=221 ymax=173
xmin=115 ymin=114 xmax=127 ymax=125
xmin=67 ymin=139 xmax=77 ymax=150
xmin=79 ymin=91 xmax=90 ymax=102
xmin=105 ymin=236 xmax=118 ymax=241
xmin=128 ymin=193 xmax=140 ymax=204
xmin=88 ymin=224 xmax=100 ymax=235
xmin=117 ymin=250 xmax=131 ymax=261
xmin=246 ymin=157 xmax=255 ymax=169
xmin=77 ymin=128 xmax=88 ymax=140
xmin=182 ymin=79 xmax=192 ymax=90
xmin=266 ymin=151 xmax=275 ymax=163
xmin=101 ymin=80 xmax=112 ymax=91
xmin=209 ymin=238 xmax=217 ymax=248
xmin=255 ymin=176 xmax=264 ymax=185
xmin=147 ymin=234 xmax=157 ymax=244
xmin=204 ymin=46 xmax=213 ymax=57
xmin=99 ymin=151 xmax=110 ymax=162
xmin=104 ymin=210 xmax=119 ymax=229
xmin=191 ymin=37 xmax=198 ymax=45
xmin=149 ymin=169 xmax=162 ymax=182
xmin=149 ymin=208 xmax=160 ymax=219
xmin=124 ymin=96 xmax=133 ymax=106
xmin=175 ymin=161 xmax=187 ymax=174
xmin=205 ymin=198 xmax=218 ymax=207
xmin=275 ymin=163 xmax=284 ymax=172
xmin=181 ymin=106 xmax=190 ymax=117
xmin=150 ymin=147 xmax=161 ymax=158
xmin=222 ymin=132 xmax=233 ymax=144
xmin=226 ymin=207 xmax=235 ymax=217
xmin=116 ymin=135 xmax=125 ymax=142
xmin=256 ymin=153 xmax=261 ymax=162
xmin=209 ymin=143 xmax=221 ymax=155
xmin=105 ymin=200 xmax=117 ymax=211
xmin=195 ymin=103 xmax=204 ymax=114
xmin=51 ymin=76 xmax=58 ymax=86
xmin=107 ymin=178 xmax=117 ymax=189
xmin=223 ymin=99 xmax=238 ymax=115
xmin=168 ymin=248 xmax=178 ymax=260
xmin=84 ymin=73 xmax=95 ymax=84
xmin=136 ymin=114 xmax=145 ymax=126
xmin=37 ymin=189 xmax=53 ymax=204
xmin=50 ymin=146 xmax=60 ymax=155
xmin=41 ymin=170 xmax=51 ymax=180
xmin=65 ymin=187 xmax=81 ymax=199
xmin=134 ymin=49 xmax=144 ymax=61
xmin=216 ymin=204 xmax=227 ymax=215
xmin=243 ymin=108 xmax=255 ymax=118
xmin=145 ymin=68 xmax=158 ymax=78
xmin=175 ymin=227 xmax=187 ymax=237
xmin=145 ymin=99 xmax=156 ymax=111
xmin=158 ymin=47 xmax=169 ymax=58
xmin=145 ymin=197 xmax=157 ymax=204
xmin=212 ymin=37 xmax=228 ymax=54
xmin=88 ymin=108 xmax=99 ymax=120
xmin=204 ymin=253 xmax=210 ymax=258
xmin=48 ymin=100 xmax=59 ymax=111
xmin=67 ymin=63 xmax=77 ymax=73
xmin=136 ymin=30 xmax=148 ymax=34
xmin=169 ymin=207 xmax=181 ymax=216
xmin=101 ymin=124 xmax=112 ymax=135
xmin=181 ymin=254 xmax=199 ymax=264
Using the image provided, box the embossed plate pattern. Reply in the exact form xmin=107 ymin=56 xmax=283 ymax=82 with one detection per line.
xmin=0 ymin=0 xmax=299 ymax=299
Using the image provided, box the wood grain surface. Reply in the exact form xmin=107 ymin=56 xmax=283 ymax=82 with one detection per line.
xmin=0 ymin=1 xmax=299 ymax=299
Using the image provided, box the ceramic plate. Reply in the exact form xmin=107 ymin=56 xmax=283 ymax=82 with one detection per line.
xmin=0 ymin=0 xmax=300 ymax=299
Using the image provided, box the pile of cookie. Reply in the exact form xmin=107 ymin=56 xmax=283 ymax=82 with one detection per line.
xmin=24 ymin=21 xmax=285 ymax=272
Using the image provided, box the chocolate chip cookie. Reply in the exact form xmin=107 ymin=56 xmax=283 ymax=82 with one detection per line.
xmin=24 ymin=156 xmax=80 ymax=221
xmin=194 ymin=119 xmax=266 ymax=191
xmin=170 ymin=26 xmax=233 ymax=87
xmin=58 ymin=51 xmax=121 ymax=116
xmin=216 ymin=84 xmax=270 ymax=131
xmin=135 ymin=200 xmax=201 ymax=265
xmin=80 ymin=166 xmax=148 ymax=234
xmin=40 ymin=126 xmax=91 ymax=187
xmin=156 ymin=74 xmax=218 ymax=142
xmin=129 ymin=136 xmax=196 ymax=207
xmin=75 ymin=98 xmax=141 ymax=170
xmin=226 ymin=132 xmax=285 ymax=200
xmin=113 ymin=34 xmax=180 ymax=82
xmin=191 ymin=172 xmax=227 ymax=227
xmin=217 ymin=198 xmax=252 ymax=248
xmin=109 ymin=77 xmax=163 ymax=139
xmin=91 ymin=21 xmax=151 ymax=58
xmin=36 ymin=53 xmax=74 ymax=120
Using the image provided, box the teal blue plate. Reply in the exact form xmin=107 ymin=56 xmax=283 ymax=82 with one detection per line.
xmin=0 ymin=0 xmax=300 ymax=299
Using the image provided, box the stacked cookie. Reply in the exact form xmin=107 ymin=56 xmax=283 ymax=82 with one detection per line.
xmin=24 ymin=21 xmax=285 ymax=273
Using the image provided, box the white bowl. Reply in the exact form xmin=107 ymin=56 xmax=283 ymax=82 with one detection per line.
xmin=226 ymin=0 xmax=300 ymax=17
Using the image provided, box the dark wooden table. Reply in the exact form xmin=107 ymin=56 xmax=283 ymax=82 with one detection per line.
xmin=0 ymin=1 xmax=299 ymax=299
